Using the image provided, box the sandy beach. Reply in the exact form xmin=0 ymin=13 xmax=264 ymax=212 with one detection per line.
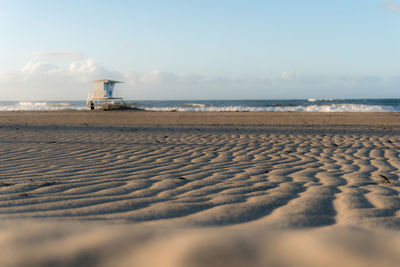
xmin=2 ymin=111 xmax=400 ymax=266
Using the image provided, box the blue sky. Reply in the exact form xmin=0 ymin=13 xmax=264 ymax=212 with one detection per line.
xmin=0 ymin=0 xmax=399 ymax=100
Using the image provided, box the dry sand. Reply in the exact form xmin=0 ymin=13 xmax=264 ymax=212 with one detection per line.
xmin=2 ymin=111 xmax=400 ymax=266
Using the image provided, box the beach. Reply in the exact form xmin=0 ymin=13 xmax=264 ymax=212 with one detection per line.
xmin=2 ymin=110 xmax=400 ymax=126
xmin=2 ymin=111 xmax=400 ymax=266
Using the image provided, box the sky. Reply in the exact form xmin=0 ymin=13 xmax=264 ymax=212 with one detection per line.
xmin=0 ymin=0 xmax=399 ymax=100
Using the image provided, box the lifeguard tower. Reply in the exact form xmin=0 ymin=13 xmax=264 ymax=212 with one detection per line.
xmin=87 ymin=79 xmax=128 ymax=110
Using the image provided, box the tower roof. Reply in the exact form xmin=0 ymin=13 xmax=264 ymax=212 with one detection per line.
xmin=91 ymin=79 xmax=123 ymax=84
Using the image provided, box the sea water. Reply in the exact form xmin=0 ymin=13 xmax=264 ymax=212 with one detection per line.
xmin=0 ymin=99 xmax=400 ymax=112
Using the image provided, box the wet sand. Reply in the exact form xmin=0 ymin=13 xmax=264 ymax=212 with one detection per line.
xmin=2 ymin=110 xmax=400 ymax=126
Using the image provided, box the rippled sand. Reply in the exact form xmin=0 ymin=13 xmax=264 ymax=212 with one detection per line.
xmin=2 ymin=111 xmax=400 ymax=266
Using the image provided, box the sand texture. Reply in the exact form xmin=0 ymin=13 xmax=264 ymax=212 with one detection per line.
xmin=2 ymin=111 xmax=400 ymax=266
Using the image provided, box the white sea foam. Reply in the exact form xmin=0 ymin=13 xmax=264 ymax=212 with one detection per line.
xmin=307 ymin=98 xmax=334 ymax=102
xmin=144 ymin=104 xmax=400 ymax=112
xmin=185 ymin=103 xmax=207 ymax=108
xmin=0 ymin=102 xmax=86 ymax=111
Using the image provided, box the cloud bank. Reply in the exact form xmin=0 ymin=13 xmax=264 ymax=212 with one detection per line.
xmin=0 ymin=58 xmax=399 ymax=100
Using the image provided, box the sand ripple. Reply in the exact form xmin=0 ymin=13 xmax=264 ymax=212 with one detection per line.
xmin=1 ymin=125 xmax=400 ymax=229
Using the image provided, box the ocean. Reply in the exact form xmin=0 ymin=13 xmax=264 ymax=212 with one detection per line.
xmin=1 ymin=99 xmax=400 ymax=112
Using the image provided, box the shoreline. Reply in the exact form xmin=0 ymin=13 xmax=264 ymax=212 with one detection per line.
xmin=1 ymin=110 xmax=400 ymax=126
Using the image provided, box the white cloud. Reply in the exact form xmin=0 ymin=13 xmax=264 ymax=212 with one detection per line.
xmin=32 ymin=50 xmax=84 ymax=60
xmin=0 ymin=59 xmax=106 ymax=100
xmin=21 ymin=62 xmax=59 ymax=74
xmin=381 ymin=0 xmax=400 ymax=12
xmin=280 ymin=72 xmax=301 ymax=81
xmin=69 ymin=58 xmax=99 ymax=73
xmin=69 ymin=58 xmax=124 ymax=82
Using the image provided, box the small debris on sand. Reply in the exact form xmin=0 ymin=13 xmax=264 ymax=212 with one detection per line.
xmin=380 ymin=174 xmax=391 ymax=183
xmin=41 ymin=181 xmax=56 ymax=187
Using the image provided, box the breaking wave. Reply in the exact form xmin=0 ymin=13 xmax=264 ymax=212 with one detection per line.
xmin=0 ymin=100 xmax=399 ymax=112
xmin=307 ymin=98 xmax=335 ymax=102
xmin=143 ymin=104 xmax=400 ymax=112
xmin=0 ymin=101 xmax=86 ymax=111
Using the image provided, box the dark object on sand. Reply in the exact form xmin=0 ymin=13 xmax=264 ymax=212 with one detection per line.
xmin=331 ymin=139 xmax=339 ymax=147
xmin=380 ymin=174 xmax=391 ymax=183
xmin=41 ymin=181 xmax=56 ymax=186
